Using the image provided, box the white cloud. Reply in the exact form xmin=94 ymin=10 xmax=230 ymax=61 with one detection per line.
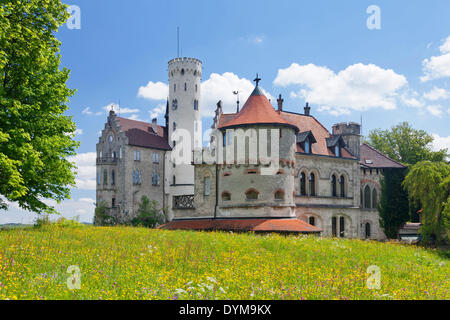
xmin=138 ymin=81 xmax=169 ymax=101
xmin=201 ymin=72 xmax=273 ymax=117
xmin=75 ymin=129 xmax=83 ymax=136
xmin=431 ymin=134 xmax=450 ymax=153
xmin=103 ymin=103 xmax=139 ymax=114
xmin=69 ymin=152 xmax=96 ymax=190
xmin=423 ymin=86 xmax=450 ymax=101
xmin=274 ymin=62 xmax=408 ymax=116
xmin=82 ymin=107 xmax=92 ymax=115
xmin=421 ymin=35 xmax=450 ymax=82
xmin=150 ymin=103 xmax=166 ymax=119
xmin=426 ymin=105 xmax=444 ymax=117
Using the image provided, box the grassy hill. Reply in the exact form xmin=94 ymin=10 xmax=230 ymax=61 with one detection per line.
xmin=0 ymin=224 xmax=448 ymax=300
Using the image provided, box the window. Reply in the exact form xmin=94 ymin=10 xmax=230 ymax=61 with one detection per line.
xmin=172 ymin=99 xmax=178 ymax=110
xmin=103 ymin=169 xmax=107 ymax=185
xmin=173 ymin=122 xmax=176 ymax=131
xmin=204 ymin=177 xmax=211 ymax=196
xmin=309 ymin=173 xmax=316 ymax=196
xmin=133 ymin=170 xmax=142 ymax=185
xmin=112 ymin=151 xmax=117 ymax=159
xmin=300 ymin=172 xmax=306 ymax=196
xmin=97 ymin=171 xmax=101 ymax=185
xmin=119 ymin=147 xmax=123 ymax=159
xmin=365 ymin=222 xmax=371 ymax=239
xmin=335 ymin=145 xmax=340 ymax=157
xmin=223 ymin=133 xmax=226 ymax=147
xmin=331 ymin=175 xmax=337 ymax=197
xmin=111 ymin=170 xmax=115 ymax=185
xmin=227 ymin=131 xmax=233 ymax=145
xmin=339 ymin=175 xmax=345 ymax=197
xmin=174 ymin=84 xmax=176 ymax=92
xmin=305 ymin=139 xmax=310 ymax=154
xmin=194 ymin=99 xmax=199 ymax=110
xmin=153 ymin=152 xmax=159 ymax=164
xmin=152 ymin=172 xmax=160 ymax=186
xmin=99 ymin=151 xmax=103 ymax=158
xmin=184 ymin=82 xmax=187 ymax=91
xmin=181 ymin=69 xmax=185 ymax=75
xmin=364 ymin=185 xmax=371 ymax=209
xmin=246 ymin=189 xmax=259 ymax=200
xmin=274 ymin=190 xmax=284 ymax=201
xmin=134 ymin=150 xmax=141 ymax=161
xmin=173 ymin=175 xmax=176 ymax=185
xmin=309 ymin=216 xmax=315 ymax=226
xmin=246 ymin=170 xmax=258 ymax=175
xmin=339 ymin=217 xmax=345 ymax=237
xmin=195 ymin=84 xmax=198 ymax=92
xmin=222 ymin=192 xmax=231 ymax=201
xmin=108 ymin=135 xmax=113 ymax=143
xmin=372 ymin=189 xmax=378 ymax=209
xmin=332 ymin=217 xmax=337 ymax=237
xmin=112 ymin=197 xmax=116 ymax=208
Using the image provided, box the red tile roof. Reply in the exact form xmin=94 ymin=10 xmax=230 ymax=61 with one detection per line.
xmin=279 ymin=112 xmax=356 ymax=159
xmin=115 ymin=116 xmax=171 ymax=150
xmin=159 ymin=218 xmax=322 ymax=233
xmin=360 ymin=143 xmax=406 ymax=168
xmin=218 ymin=87 xmax=299 ymax=132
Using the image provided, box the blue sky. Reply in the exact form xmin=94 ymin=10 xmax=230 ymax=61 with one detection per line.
xmin=2 ymin=0 xmax=450 ymax=224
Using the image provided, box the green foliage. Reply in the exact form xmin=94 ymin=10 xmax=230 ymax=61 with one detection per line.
xmin=366 ymin=122 xmax=448 ymax=166
xmin=378 ymin=169 xmax=410 ymax=238
xmin=403 ymin=161 xmax=450 ymax=244
xmin=131 ymin=196 xmax=166 ymax=228
xmin=33 ymin=214 xmax=51 ymax=228
xmin=93 ymin=201 xmax=117 ymax=226
xmin=0 ymin=0 xmax=79 ymax=214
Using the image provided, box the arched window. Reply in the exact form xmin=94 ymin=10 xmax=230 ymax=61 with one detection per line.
xmin=364 ymin=186 xmax=371 ymax=209
xmin=339 ymin=216 xmax=345 ymax=237
xmin=365 ymin=222 xmax=371 ymax=239
xmin=111 ymin=170 xmax=115 ymax=185
xmin=309 ymin=173 xmax=316 ymax=196
xmin=103 ymin=169 xmax=108 ymax=185
xmin=331 ymin=175 xmax=337 ymax=197
xmin=332 ymin=217 xmax=337 ymax=237
xmin=372 ymin=189 xmax=378 ymax=209
xmin=181 ymin=69 xmax=185 ymax=75
xmin=274 ymin=190 xmax=284 ymax=201
xmin=204 ymin=176 xmax=211 ymax=196
xmin=172 ymin=99 xmax=178 ymax=110
xmin=222 ymin=191 xmax=231 ymax=201
xmin=339 ymin=175 xmax=345 ymax=197
xmin=300 ymin=172 xmax=306 ymax=195
xmin=245 ymin=189 xmax=259 ymax=200
xmin=309 ymin=216 xmax=315 ymax=226
xmin=194 ymin=99 xmax=199 ymax=110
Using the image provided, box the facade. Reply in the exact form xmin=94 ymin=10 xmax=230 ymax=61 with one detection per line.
xmin=96 ymin=57 xmax=406 ymax=239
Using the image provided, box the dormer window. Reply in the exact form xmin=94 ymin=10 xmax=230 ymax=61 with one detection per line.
xmin=305 ymin=139 xmax=310 ymax=154
xmin=335 ymin=145 xmax=340 ymax=157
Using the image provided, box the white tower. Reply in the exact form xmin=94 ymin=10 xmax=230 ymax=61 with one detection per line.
xmin=166 ymin=57 xmax=202 ymax=203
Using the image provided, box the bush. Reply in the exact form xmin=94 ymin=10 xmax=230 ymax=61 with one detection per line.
xmin=131 ymin=196 xmax=166 ymax=228
xmin=94 ymin=201 xmax=117 ymax=226
xmin=34 ymin=215 xmax=51 ymax=228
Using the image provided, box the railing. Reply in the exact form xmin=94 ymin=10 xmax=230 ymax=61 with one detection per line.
xmin=96 ymin=157 xmax=118 ymax=165
xmin=173 ymin=195 xmax=195 ymax=210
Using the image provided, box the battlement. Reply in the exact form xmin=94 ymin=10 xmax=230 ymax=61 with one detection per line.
xmin=168 ymin=57 xmax=202 ymax=66
xmin=332 ymin=122 xmax=361 ymax=135
xmin=168 ymin=57 xmax=202 ymax=78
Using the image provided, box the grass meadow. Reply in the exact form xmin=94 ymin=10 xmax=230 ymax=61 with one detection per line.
xmin=0 ymin=223 xmax=448 ymax=300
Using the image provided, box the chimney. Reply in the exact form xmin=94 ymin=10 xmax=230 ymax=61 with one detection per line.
xmin=151 ymin=118 xmax=158 ymax=133
xmin=304 ymin=102 xmax=311 ymax=116
xmin=277 ymin=94 xmax=284 ymax=112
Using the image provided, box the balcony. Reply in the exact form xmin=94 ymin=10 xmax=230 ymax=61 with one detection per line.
xmin=96 ymin=157 xmax=118 ymax=165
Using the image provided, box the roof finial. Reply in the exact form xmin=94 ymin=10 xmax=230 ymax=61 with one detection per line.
xmin=253 ymin=73 xmax=261 ymax=87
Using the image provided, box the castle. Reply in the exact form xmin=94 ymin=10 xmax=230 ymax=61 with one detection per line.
xmin=96 ymin=57 xmax=406 ymax=240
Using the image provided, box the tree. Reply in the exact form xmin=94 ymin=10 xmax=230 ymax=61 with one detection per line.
xmin=0 ymin=0 xmax=79 ymax=214
xmin=366 ymin=122 xmax=448 ymax=166
xmin=403 ymin=161 xmax=450 ymax=245
xmin=131 ymin=196 xmax=166 ymax=228
xmin=378 ymin=168 xmax=410 ymax=238
xmin=93 ymin=201 xmax=117 ymax=226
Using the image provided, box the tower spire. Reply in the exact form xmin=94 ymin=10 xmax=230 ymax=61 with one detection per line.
xmin=253 ymin=73 xmax=261 ymax=87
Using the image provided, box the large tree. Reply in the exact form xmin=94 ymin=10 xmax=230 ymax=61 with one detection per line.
xmin=403 ymin=161 xmax=450 ymax=244
xmin=0 ymin=0 xmax=79 ymax=214
xmin=366 ymin=122 xmax=448 ymax=166
xmin=378 ymin=168 xmax=410 ymax=239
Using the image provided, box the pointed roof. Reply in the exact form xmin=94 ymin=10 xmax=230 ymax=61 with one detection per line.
xmin=218 ymin=86 xmax=299 ymax=132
